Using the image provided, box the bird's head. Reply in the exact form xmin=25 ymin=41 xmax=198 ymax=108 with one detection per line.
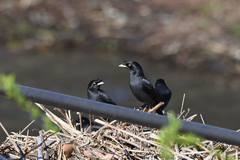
xmin=118 ymin=61 xmax=144 ymax=75
xmin=81 ymin=116 xmax=90 ymax=129
xmin=88 ymin=78 xmax=104 ymax=91
xmin=76 ymin=116 xmax=90 ymax=131
xmin=155 ymin=78 xmax=166 ymax=87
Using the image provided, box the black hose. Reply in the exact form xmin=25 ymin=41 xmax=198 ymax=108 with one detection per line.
xmin=0 ymin=85 xmax=240 ymax=146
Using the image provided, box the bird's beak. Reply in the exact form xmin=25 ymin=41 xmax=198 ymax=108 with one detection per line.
xmin=118 ymin=64 xmax=127 ymax=68
xmin=97 ymin=82 xmax=104 ymax=85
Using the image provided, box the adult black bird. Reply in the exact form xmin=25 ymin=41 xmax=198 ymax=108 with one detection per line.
xmin=118 ymin=61 xmax=160 ymax=112
xmin=155 ymin=78 xmax=172 ymax=114
xmin=76 ymin=116 xmax=102 ymax=132
xmin=87 ymin=78 xmax=116 ymax=105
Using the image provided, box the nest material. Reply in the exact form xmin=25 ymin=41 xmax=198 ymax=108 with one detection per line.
xmin=0 ymin=103 xmax=239 ymax=160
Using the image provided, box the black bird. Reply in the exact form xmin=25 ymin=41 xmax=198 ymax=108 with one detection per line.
xmin=155 ymin=78 xmax=172 ymax=114
xmin=87 ymin=78 xmax=116 ymax=105
xmin=87 ymin=79 xmax=116 ymax=122
xmin=119 ymin=61 xmax=160 ymax=112
xmin=76 ymin=116 xmax=102 ymax=132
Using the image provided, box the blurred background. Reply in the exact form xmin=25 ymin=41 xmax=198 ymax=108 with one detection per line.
xmin=0 ymin=0 xmax=240 ymax=142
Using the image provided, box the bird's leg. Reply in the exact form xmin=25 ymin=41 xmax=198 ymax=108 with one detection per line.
xmin=143 ymin=105 xmax=148 ymax=112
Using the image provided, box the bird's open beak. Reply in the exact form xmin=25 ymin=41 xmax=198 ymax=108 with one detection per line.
xmin=118 ymin=64 xmax=127 ymax=68
xmin=97 ymin=82 xmax=104 ymax=85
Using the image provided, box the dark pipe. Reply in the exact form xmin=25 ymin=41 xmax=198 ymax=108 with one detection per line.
xmin=0 ymin=85 xmax=240 ymax=146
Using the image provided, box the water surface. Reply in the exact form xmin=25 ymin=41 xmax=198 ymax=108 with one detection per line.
xmin=0 ymin=52 xmax=239 ymax=142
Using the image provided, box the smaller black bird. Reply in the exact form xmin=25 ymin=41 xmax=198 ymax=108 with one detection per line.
xmin=155 ymin=78 xmax=172 ymax=114
xmin=76 ymin=116 xmax=102 ymax=132
xmin=87 ymin=78 xmax=116 ymax=105
xmin=119 ymin=61 xmax=159 ymax=111
xmin=87 ymin=79 xmax=116 ymax=122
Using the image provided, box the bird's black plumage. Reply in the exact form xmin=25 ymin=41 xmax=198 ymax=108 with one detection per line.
xmin=155 ymin=78 xmax=172 ymax=114
xmin=76 ymin=116 xmax=102 ymax=132
xmin=119 ymin=61 xmax=159 ymax=109
xmin=87 ymin=78 xmax=116 ymax=105
xmin=87 ymin=78 xmax=116 ymax=122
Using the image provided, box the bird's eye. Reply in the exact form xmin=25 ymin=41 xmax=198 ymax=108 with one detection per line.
xmin=93 ymin=82 xmax=96 ymax=85
xmin=128 ymin=64 xmax=131 ymax=67
xmin=82 ymin=120 xmax=84 ymax=122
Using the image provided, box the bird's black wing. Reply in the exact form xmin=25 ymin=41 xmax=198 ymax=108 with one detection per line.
xmin=142 ymin=77 xmax=158 ymax=101
xmin=156 ymin=86 xmax=172 ymax=101
xmin=99 ymin=90 xmax=116 ymax=105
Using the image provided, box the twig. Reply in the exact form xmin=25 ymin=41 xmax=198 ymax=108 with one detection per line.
xmin=200 ymin=114 xmax=205 ymax=125
xmin=177 ymin=110 xmax=185 ymax=119
xmin=77 ymin=112 xmax=83 ymax=132
xmin=42 ymin=131 xmax=50 ymax=160
xmin=168 ymin=148 xmax=193 ymax=160
xmin=92 ymin=120 xmax=117 ymax=138
xmin=19 ymin=120 xmax=35 ymax=135
xmin=24 ymin=130 xmax=29 ymax=148
xmin=68 ymin=110 xmax=71 ymax=121
xmin=84 ymin=126 xmax=91 ymax=134
xmin=118 ymin=138 xmax=132 ymax=160
xmin=204 ymin=150 xmax=218 ymax=160
xmin=184 ymin=108 xmax=191 ymax=118
xmin=36 ymin=103 xmax=81 ymax=136
xmin=126 ymin=149 xmax=150 ymax=153
xmin=180 ymin=93 xmax=186 ymax=114
xmin=104 ymin=144 xmax=118 ymax=155
xmin=104 ymin=140 xmax=121 ymax=150
xmin=143 ymin=105 xmax=148 ymax=112
xmin=57 ymin=142 xmax=62 ymax=160
xmin=54 ymin=108 xmax=67 ymax=119
xmin=148 ymin=102 xmax=164 ymax=113
xmin=36 ymin=103 xmax=69 ymax=135
xmin=118 ymin=137 xmax=140 ymax=148
xmin=95 ymin=119 xmax=160 ymax=147
xmin=78 ymin=140 xmax=90 ymax=148
xmin=86 ymin=147 xmax=100 ymax=158
xmin=103 ymin=134 xmax=122 ymax=147
xmin=89 ymin=114 xmax=92 ymax=138
xmin=19 ymin=132 xmax=56 ymax=160
xmin=236 ymin=149 xmax=238 ymax=160
xmin=185 ymin=114 xmax=197 ymax=121
xmin=0 ymin=123 xmax=21 ymax=154
xmin=120 ymin=122 xmax=128 ymax=129
xmin=65 ymin=111 xmax=74 ymax=129
xmin=37 ymin=131 xmax=44 ymax=160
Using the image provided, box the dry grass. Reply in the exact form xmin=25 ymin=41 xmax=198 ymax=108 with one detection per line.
xmin=0 ymin=103 xmax=239 ymax=160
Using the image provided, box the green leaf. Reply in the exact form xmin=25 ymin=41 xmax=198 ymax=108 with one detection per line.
xmin=0 ymin=73 xmax=58 ymax=131
xmin=157 ymin=111 xmax=204 ymax=159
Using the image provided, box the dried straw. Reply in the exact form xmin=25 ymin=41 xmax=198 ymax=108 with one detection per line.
xmin=0 ymin=102 xmax=239 ymax=160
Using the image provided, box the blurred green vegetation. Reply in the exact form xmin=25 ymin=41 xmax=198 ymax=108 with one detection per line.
xmin=199 ymin=1 xmax=222 ymax=15
xmin=157 ymin=111 xmax=204 ymax=159
xmin=0 ymin=73 xmax=58 ymax=131
xmin=157 ymin=111 xmax=235 ymax=159
xmin=232 ymin=24 xmax=240 ymax=37
xmin=199 ymin=18 xmax=210 ymax=29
